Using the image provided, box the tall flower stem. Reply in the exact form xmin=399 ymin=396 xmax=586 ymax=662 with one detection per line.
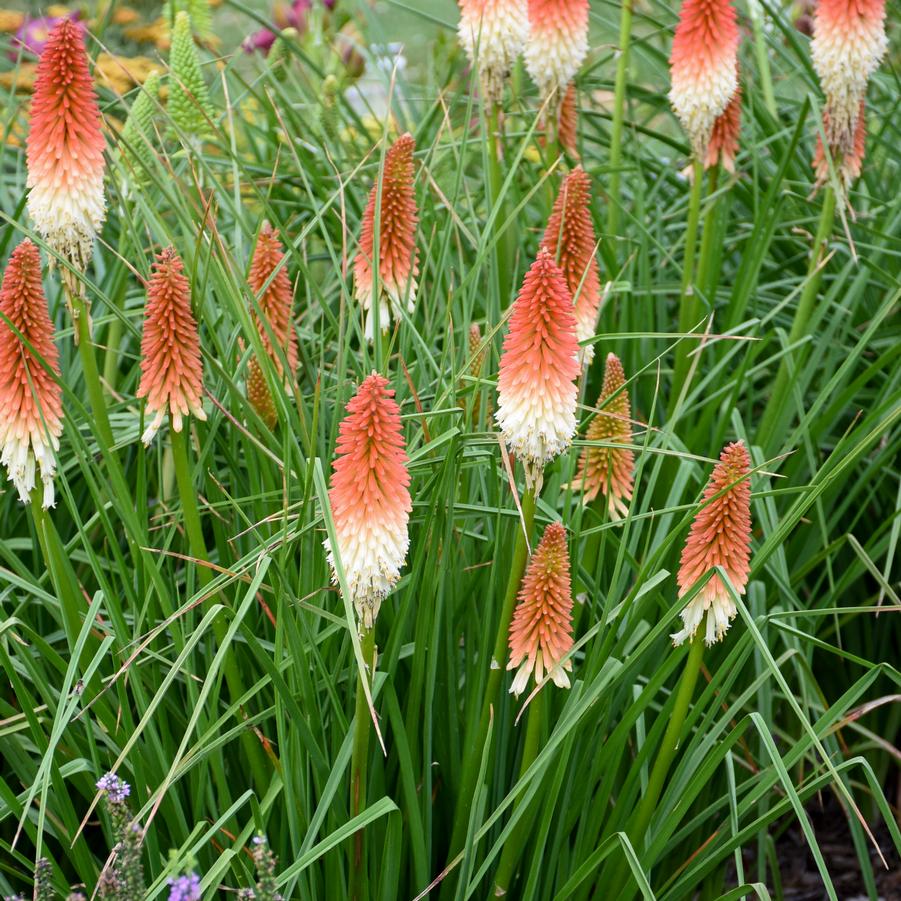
xmin=669 ymin=160 xmax=705 ymax=415
xmin=603 ymin=634 xmax=705 ymax=900
xmin=70 ymin=288 xmax=115 ymax=451
xmin=169 ymin=424 xmax=269 ymax=791
xmin=757 ymin=186 xmax=836 ymax=454
xmin=607 ymin=0 xmax=634 ymax=240
xmin=695 ymin=168 xmax=721 ymax=299
xmin=448 ymin=487 xmax=537 ymax=860
xmin=748 ymin=0 xmax=777 ymax=119
xmin=487 ymin=103 xmax=511 ymax=310
xmin=492 ymin=688 xmax=545 ymax=895
xmin=349 ymin=625 xmax=377 ymax=901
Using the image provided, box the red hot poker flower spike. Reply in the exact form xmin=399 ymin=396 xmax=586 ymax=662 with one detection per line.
xmin=0 ymin=240 xmax=63 ymax=508
xmin=326 ymin=372 xmax=412 ymax=630
xmin=246 ymin=222 xmax=297 ymax=426
xmin=495 ymin=249 xmax=580 ymax=492
xmin=569 ymin=353 xmax=634 ymax=519
xmin=137 ymin=248 xmax=206 ymax=445
xmin=26 ymin=18 xmax=106 ymax=273
xmin=541 ymin=166 xmax=601 ymax=365
xmin=525 ymin=0 xmax=590 ymax=109
xmin=353 ymin=133 xmax=419 ymax=342
xmin=507 ymin=522 xmax=575 ymax=695
xmin=557 ymin=82 xmax=580 ymax=159
xmin=673 ymin=440 xmax=752 ymax=646
xmin=669 ymin=0 xmax=739 ymax=161
xmin=811 ymin=0 xmax=886 ymax=152
xmin=813 ymin=100 xmax=867 ymax=202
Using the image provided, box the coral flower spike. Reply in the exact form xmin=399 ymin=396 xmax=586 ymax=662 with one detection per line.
xmin=457 ymin=0 xmax=529 ymax=105
xmin=570 ymin=353 xmax=634 ymax=519
xmin=246 ymin=222 xmax=297 ymax=426
xmin=672 ymin=441 xmax=752 ymax=647
xmin=541 ymin=166 xmax=601 ymax=365
xmin=669 ymin=0 xmax=739 ymax=161
xmin=0 ymin=240 xmax=63 ymax=508
xmin=26 ymin=18 xmax=105 ymax=276
xmin=495 ymin=249 xmax=580 ymax=492
xmin=137 ymin=248 xmax=206 ymax=445
xmin=507 ymin=522 xmax=574 ymax=696
xmin=811 ymin=0 xmax=886 ymax=152
xmin=525 ymin=0 xmax=590 ymax=110
xmin=353 ymin=133 xmax=419 ymax=342
xmin=326 ymin=373 xmax=412 ymax=630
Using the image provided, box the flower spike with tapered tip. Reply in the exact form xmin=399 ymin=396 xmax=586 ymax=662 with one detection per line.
xmin=672 ymin=440 xmax=752 ymax=646
xmin=811 ymin=0 xmax=886 ymax=152
xmin=507 ymin=522 xmax=574 ymax=695
xmin=705 ymin=81 xmax=741 ymax=172
xmin=495 ymin=249 xmax=580 ymax=492
xmin=137 ymin=247 xmax=206 ymax=445
xmin=0 ymin=240 xmax=63 ymax=508
xmin=245 ymin=222 xmax=297 ymax=425
xmin=169 ymin=10 xmax=214 ymax=139
xmin=541 ymin=166 xmax=601 ymax=365
xmin=26 ymin=18 xmax=105 ymax=276
xmin=457 ymin=0 xmax=529 ymax=105
xmin=669 ymin=0 xmax=739 ymax=162
xmin=568 ymin=353 xmax=634 ymax=518
xmin=353 ymin=133 xmax=419 ymax=342
xmin=525 ymin=0 xmax=589 ymax=111
xmin=557 ymin=82 xmax=579 ymax=158
xmin=326 ymin=372 xmax=412 ymax=630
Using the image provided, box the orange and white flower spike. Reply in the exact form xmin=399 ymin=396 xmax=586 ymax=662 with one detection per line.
xmin=326 ymin=373 xmax=411 ymax=630
xmin=495 ymin=249 xmax=580 ymax=492
xmin=672 ymin=441 xmax=752 ymax=646
xmin=541 ymin=166 xmax=601 ymax=365
xmin=525 ymin=0 xmax=589 ymax=110
xmin=705 ymin=83 xmax=741 ymax=172
xmin=26 ymin=18 xmax=105 ymax=275
xmin=813 ymin=101 xmax=867 ymax=197
xmin=137 ymin=248 xmax=206 ymax=445
xmin=569 ymin=353 xmax=634 ymax=519
xmin=457 ymin=0 xmax=529 ymax=105
xmin=669 ymin=0 xmax=739 ymax=161
xmin=353 ymin=133 xmax=419 ymax=342
xmin=507 ymin=522 xmax=574 ymax=695
xmin=811 ymin=0 xmax=886 ymax=151
xmin=0 ymin=241 xmax=63 ymax=508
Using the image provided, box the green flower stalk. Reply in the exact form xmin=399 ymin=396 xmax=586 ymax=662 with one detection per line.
xmin=169 ymin=12 xmax=214 ymax=140
xmin=164 ymin=0 xmax=213 ymax=39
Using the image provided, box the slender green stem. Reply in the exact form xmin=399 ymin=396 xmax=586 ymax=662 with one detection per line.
xmin=749 ymin=0 xmax=777 ymax=119
xmin=695 ymin=168 xmax=720 ymax=299
xmin=493 ymin=689 xmax=545 ymax=895
xmin=170 ymin=423 xmax=270 ymax=791
xmin=349 ymin=626 xmax=377 ymax=901
xmin=487 ymin=103 xmax=511 ymax=311
xmin=669 ymin=161 xmax=705 ymax=415
xmin=70 ymin=289 xmax=114 ymax=451
xmin=448 ymin=487 xmax=537 ymax=861
xmin=606 ymin=0 xmax=634 ymax=241
xmin=757 ymin=186 xmax=836 ymax=454
xmin=604 ymin=634 xmax=705 ymax=900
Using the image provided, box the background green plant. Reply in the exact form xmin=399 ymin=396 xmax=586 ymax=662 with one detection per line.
xmin=0 ymin=0 xmax=899 ymax=898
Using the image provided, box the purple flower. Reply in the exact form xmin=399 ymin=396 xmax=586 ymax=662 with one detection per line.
xmin=243 ymin=0 xmax=334 ymax=55
xmin=10 ymin=14 xmax=83 ymax=60
xmin=96 ymin=772 xmax=131 ymax=804
xmin=167 ymin=872 xmax=201 ymax=901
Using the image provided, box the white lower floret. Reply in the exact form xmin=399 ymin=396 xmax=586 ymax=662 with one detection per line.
xmin=671 ymin=590 xmax=737 ymax=647
xmin=1 ymin=428 xmax=59 ymax=508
